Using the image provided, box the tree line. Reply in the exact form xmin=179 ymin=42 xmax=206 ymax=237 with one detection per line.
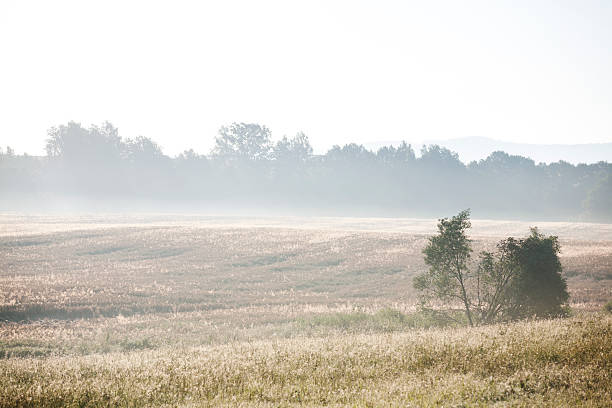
xmin=1 ymin=121 xmax=610 ymax=220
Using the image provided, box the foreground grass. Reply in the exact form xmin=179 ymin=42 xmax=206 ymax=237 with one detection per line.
xmin=1 ymin=313 xmax=610 ymax=407
xmin=0 ymin=308 xmax=456 ymax=359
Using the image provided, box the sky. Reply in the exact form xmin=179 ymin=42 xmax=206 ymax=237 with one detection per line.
xmin=0 ymin=0 xmax=611 ymax=156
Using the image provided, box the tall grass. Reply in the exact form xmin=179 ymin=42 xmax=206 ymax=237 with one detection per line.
xmin=1 ymin=216 xmax=611 ymax=406
xmin=1 ymin=314 xmax=610 ymax=407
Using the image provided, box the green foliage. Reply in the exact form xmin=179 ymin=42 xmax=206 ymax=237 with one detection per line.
xmin=415 ymin=209 xmax=475 ymax=325
xmin=476 ymin=229 xmax=569 ymax=322
xmin=509 ymin=228 xmax=569 ymax=319
xmin=604 ymin=299 xmax=612 ymax=314
xmin=415 ymin=212 xmax=570 ymax=325
xmin=475 ymin=237 xmax=522 ymax=323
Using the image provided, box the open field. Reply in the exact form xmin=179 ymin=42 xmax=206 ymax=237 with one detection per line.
xmin=1 ymin=214 xmax=611 ymax=406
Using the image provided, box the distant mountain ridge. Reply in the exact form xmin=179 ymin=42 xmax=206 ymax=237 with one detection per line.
xmin=363 ymin=137 xmax=612 ymax=165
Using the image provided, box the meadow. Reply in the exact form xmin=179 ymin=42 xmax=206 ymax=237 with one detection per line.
xmin=0 ymin=214 xmax=611 ymax=406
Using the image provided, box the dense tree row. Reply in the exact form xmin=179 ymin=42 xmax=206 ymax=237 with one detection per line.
xmin=0 ymin=121 xmax=610 ymax=220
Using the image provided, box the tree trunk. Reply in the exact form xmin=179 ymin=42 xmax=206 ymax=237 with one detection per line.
xmin=461 ymin=285 xmax=474 ymax=326
xmin=457 ymin=272 xmax=474 ymax=326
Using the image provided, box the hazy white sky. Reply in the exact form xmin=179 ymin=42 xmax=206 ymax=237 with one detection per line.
xmin=1 ymin=0 xmax=611 ymax=155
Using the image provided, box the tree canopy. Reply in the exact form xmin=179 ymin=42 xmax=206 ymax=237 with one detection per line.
xmin=415 ymin=211 xmax=569 ymax=325
xmin=213 ymin=123 xmax=272 ymax=161
xmin=415 ymin=210 xmax=475 ymax=325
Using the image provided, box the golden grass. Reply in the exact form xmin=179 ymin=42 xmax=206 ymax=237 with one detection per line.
xmin=1 ymin=215 xmax=611 ymax=406
xmin=1 ymin=314 xmax=610 ymax=407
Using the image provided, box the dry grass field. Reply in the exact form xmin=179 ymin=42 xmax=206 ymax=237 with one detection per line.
xmin=1 ymin=214 xmax=611 ymax=406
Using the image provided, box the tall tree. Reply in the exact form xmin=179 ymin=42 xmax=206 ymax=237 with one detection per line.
xmin=272 ymin=132 xmax=313 ymax=163
xmin=45 ymin=121 xmax=123 ymax=164
xmin=414 ymin=209 xmax=474 ymax=326
xmin=125 ymin=136 xmax=164 ymax=164
xmin=212 ymin=123 xmax=272 ymax=161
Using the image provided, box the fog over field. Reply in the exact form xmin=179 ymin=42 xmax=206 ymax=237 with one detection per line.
xmin=1 ymin=121 xmax=611 ymax=222
xmin=2 ymin=147 xmax=611 ymax=406
xmin=2 ymin=1 xmax=612 ymax=406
